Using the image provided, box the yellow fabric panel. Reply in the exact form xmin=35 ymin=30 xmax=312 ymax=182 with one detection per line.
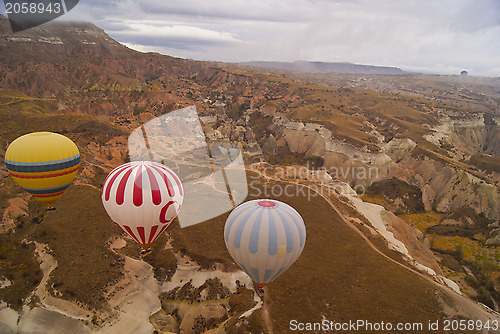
xmin=5 ymin=132 xmax=79 ymax=163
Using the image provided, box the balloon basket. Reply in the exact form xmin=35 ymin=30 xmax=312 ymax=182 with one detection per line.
xmin=256 ymin=283 xmax=266 ymax=295
xmin=45 ymin=207 xmax=56 ymax=212
xmin=140 ymin=248 xmax=152 ymax=257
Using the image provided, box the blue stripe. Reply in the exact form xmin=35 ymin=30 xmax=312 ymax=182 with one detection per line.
xmin=251 ymin=268 xmax=261 ymax=283
xmin=5 ymin=154 xmax=80 ymax=173
xmin=275 ymin=209 xmax=296 ymax=253
xmin=233 ymin=206 xmax=259 ymax=249
xmin=225 ymin=203 xmax=256 ymax=241
xmin=263 ymin=269 xmax=274 ymax=284
xmin=239 ymin=263 xmax=255 ymax=281
xmin=5 ymin=154 xmax=80 ymax=167
xmin=23 ymin=182 xmax=71 ymax=195
xmin=267 ymin=209 xmax=278 ymax=256
xmin=248 ymin=208 xmax=264 ymax=254
xmin=280 ymin=208 xmax=305 ymax=248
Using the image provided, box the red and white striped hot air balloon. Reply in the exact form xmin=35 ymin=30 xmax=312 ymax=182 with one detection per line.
xmin=102 ymin=161 xmax=183 ymax=255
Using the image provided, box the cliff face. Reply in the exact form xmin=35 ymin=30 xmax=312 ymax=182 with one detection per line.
xmin=272 ymin=113 xmax=499 ymax=221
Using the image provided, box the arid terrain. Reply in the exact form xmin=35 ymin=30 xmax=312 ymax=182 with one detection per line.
xmin=0 ymin=15 xmax=499 ymax=333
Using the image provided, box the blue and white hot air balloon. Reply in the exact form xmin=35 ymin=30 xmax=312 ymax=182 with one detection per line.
xmin=224 ymin=199 xmax=306 ymax=293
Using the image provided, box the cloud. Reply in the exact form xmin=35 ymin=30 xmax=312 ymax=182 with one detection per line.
xmin=109 ymin=22 xmax=242 ymax=50
xmin=53 ymin=0 xmax=500 ymax=76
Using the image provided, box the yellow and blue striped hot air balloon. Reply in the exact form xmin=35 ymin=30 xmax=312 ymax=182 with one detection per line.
xmin=224 ymin=199 xmax=306 ymax=294
xmin=5 ymin=132 xmax=80 ymax=209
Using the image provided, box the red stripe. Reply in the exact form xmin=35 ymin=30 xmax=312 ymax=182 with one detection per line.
xmin=104 ymin=165 xmax=129 ymax=201
xmin=160 ymin=165 xmax=183 ymax=196
xmin=151 ymin=166 xmax=175 ymax=197
xmin=123 ymin=225 xmax=142 ymax=245
xmin=10 ymin=165 xmax=79 ymax=179
xmin=160 ymin=201 xmax=176 ymax=224
xmin=116 ymin=168 xmax=134 ymax=205
xmin=137 ymin=226 xmax=146 ymax=244
xmin=148 ymin=225 xmax=159 ymax=244
xmin=133 ymin=166 xmax=143 ymax=207
xmin=145 ymin=167 xmax=162 ymax=205
xmin=32 ymin=190 xmax=65 ymax=198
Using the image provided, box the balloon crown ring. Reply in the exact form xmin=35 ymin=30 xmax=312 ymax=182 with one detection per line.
xmin=257 ymin=200 xmax=276 ymax=207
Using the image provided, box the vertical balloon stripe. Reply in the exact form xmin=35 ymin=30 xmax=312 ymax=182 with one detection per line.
xmin=137 ymin=226 xmax=146 ymax=244
xmin=104 ymin=165 xmax=129 ymax=201
xmin=280 ymin=208 xmax=305 ymax=248
xmin=133 ymin=166 xmax=144 ymax=207
xmin=267 ymin=210 xmax=278 ymax=256
xmin=239 ymin=263 xmax=251 ymax=279
xmin=116 ymin=168 xmax=134 ymax=205
xmin=275 ymin=209 xmax=296 ymax=253
xmin=146 ymin=167 xmax=162 ymax=205
xmin=234 ymin=206 xmax=261 ymax=249
xmin=123 ymin=225 xmax=141 ymax=245
xmin=263 ymin=269 xmax=274 ymax=284
xmin=248 ymin=209 xmax=263 ymax=254
xmin=225 ymin=204 xmax=256 ymax=241
xmin=151 ymin=166 xmax=175 ymax=197
xmin=251 ymin=268 xmax=261 ymax=283
xmin=148 ymin=225 xmax=159 ymax=244
xmin=161 ymin=165 xmax=183 ymax=196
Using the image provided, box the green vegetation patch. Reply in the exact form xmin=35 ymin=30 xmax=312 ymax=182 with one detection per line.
xmin=0 ymin=235 xmax=43 ymax=311
xmin=267 ymin=145 xmax=324 ymax=168
xmin=248 ymin=111 xmax=275 ymax=140
xmin=427 ymin=207 xmax=493 ymax=238
xmin=366 ymin=177 xmax=425 ymax=213
xmin=0 ymin=196 xmax=45 ymax=311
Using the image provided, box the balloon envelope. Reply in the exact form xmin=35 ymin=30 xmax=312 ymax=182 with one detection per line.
xmin=5 ymin=132 xmax=80 ymax=206
xmin=224 ymin=199 xmax=306 ymax=286
xmin=102 ymin=161 xmax=183 ymax=249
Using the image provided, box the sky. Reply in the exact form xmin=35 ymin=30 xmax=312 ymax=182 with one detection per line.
xmin=2 ymin=0 xmax=500 ymax=76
